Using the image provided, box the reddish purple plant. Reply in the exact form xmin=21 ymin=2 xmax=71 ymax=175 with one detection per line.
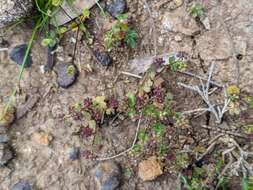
xmin=153 ymin=58 xmax=165 ymax=69
xmin=107 ymin=97 xmax=119 ymax=109
xmin=83 ymin=97 xmax=92 ymax=108
xmin=153 ymin=86 xmax=165 ymax=103
xmin=82 ymin=127 xmax=94 ymax=138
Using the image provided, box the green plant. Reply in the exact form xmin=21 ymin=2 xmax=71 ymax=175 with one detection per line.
xmin=152 ymin=122 xmax=166 ymax=137
xmin=242 ymin=177 xmax=253 ymax=190
xmin=67 ymin=65 xmax=76 ymax=76
xmin=3 ymin=0 xmax=61 ymax=116
xmin=104 ymin=14 xmax=138 ymax=50
xmin=168 ymin=56 xmax=187 ymax=72
xmin=190 ymin=3 xmax=204 ymax=18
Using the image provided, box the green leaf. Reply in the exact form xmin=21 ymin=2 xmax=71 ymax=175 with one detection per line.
xmin=82 ymin=8 xmax=90 ymax=18
xmin=124 ymin=29 xmax=138 ymax=49
xmin=52 ymin=0 xmax=61 ymax=6
xmin=138 ymin=130 xmax=149 ymax=143
xmin=152 ymin=122 xmax=166 ymax=137
xmin=127 ymin=92 xmax=136 ymax=108
xmin=116 ymin=13 xmax=128 ymax=21
xmin=143 ymin=105 xmax=160 ymax=118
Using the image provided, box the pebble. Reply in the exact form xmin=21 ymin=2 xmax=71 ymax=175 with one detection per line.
xmin=32 ymin=131 xmax=53 ymax=146
xmin=11 ymin=181 xmax=32 ymax=190
xmin=0 ymin=144 xmax=13 ymax=165
xmin=0 ymin=133 xmax=9 ymax=144
xmin=107 ymin=0 xmax=127 ymax=18
xmin=138 ymin=156 xmax=163 ymax=181
xmin=94 ymin=161 xmax=121 ymax=190
xmin=9 ymin=44 xmax=32 ymax=67
xmin=95 ymin=51 xmax=113 ymax=66
xmin=56 ymin=64 xmax=78 ymax=88
xmin=68 ymin=147 xmax=80 ymax=160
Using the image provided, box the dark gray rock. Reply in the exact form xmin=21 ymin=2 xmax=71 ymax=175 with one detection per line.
xmin=12 ymin=180 xmax=32 ymax=190
xmin=56 ymin=64 xmax=78 ymax=88
xmin=0 ymin=0 xmax=33 ymax=28
xmin=94 ymin=161 xmax=121 ymax=190
xmin=0 ymin=144 xmax=13 ymax=165
xmin=68 ymin=147 xmax=80 ymax=160
xmin=95 ymin=51 xmax=113 ymax=66
xmin=9 ymin=44 xmax=33 ymax=67
xmin=0 ymin=134 xmax=9 ymax=144
xmin=107 ymin=0 xmax=127 ymax=18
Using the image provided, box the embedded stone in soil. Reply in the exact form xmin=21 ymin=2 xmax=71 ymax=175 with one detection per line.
xmin=94 ymin=161 xmax=121 ymax=190
xmin=56 ymin=64 xmax=78 ymax=88
xmin=9 ymin=44 xmax=33 ymax=67
xmin=68 ymin=147 xmax=80 ymax=160
xmin=107 ymin=0 xmax=127 ymax=18
xmin=95 ymin=51 xmax=113 ymax=66
xmin=138 ymin=156 xmax=163 ymax=181
xmin=11 ymin=180 xmax=32 ymax=190
xmin=0 ymin=144 xmax=13 ymax=165
xmin=0 ymin=134 xmax=9 ymax=144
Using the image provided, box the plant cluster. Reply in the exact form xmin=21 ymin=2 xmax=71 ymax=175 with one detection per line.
xmin=104 ymin=14 xmax=138 ymax=51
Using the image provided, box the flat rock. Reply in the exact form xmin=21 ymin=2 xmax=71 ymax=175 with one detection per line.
xmin=12 ymin=181 xmax=32 ymax=190
xmin=94 ymin=161 xmax=121 ymax=190
xmin=161 ymin=7 xmax=200 ymax=36
xmin=138 ymin=156 xmax=163 ymax=181
xmin=56 ymin=64 xmax=78 ymax=88
xmin=0 ymin=144 xmax=13 ymax=165
xmin=0 ymin=0 xmax=33 ymax=28
xmin=52 ymin=0 xmax=97 ymax=26
xmin=9 ymin=44 xmax=33 ymax=67
xmin=196 ymin=30 xmax=232 ymax=60
xmin=107 ymin=0 xmax=127 ymax=18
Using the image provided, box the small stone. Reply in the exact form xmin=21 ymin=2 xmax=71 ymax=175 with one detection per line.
xmin=12 ymin=181 xmax=32 ymax=190
xmin=32 ymin=131 xmax=53 ymax=146
xmin=0 ymin=134 xmax=9 ymax=144
xmin=56 ymin=64 xmax=78 ymax=88
xmin=95 ymin=51 xmax=113 ymax=66
xmin=174 ymin=0 xmax=183 ymax=6
xmin=200 ymin=16 xmax=211 ymax=30
xmin=0 ymin=105 xmax=15 ymax=128
xmin=107 ymin=0 xmax=127 ymax=18
xmin=0 ymin=144 xmax=13 ymax=165
xmin=9 ymin=44 xmax=32 ymax=67
xmin=94 ymin=161 xmax=121 ymax=190
xmin=68 ymin=147 xmax=80 ymax=160
xmin=138 ymin=156 xmax=163 ymax=181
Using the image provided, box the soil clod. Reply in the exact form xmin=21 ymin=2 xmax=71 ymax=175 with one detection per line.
xmin=9 ymin=44 xmax=33 ymax=67
xmin=138 ymin=156 xmax=163 ymax=181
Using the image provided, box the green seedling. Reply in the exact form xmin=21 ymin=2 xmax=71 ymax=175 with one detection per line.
xmin=152 ymin=122 xmax=166 ymax=138
xmin=105 ymin=14 xmax=138 ymax=50
xmin=67 ymin=65 xmax=76 ymax=76
xmin=138 ymin=130 xmax=149 ymax=143
xmin=158 ymin=144 xmax=168 ymax=157
xmin=168 ymin=56 xmax=187 ymax=72
xmin=190 ymin=3 xmax=204 ymax=18
xmin=127 ymin=92 xmax=136 ymax=118
xmin=143 ymin=105 xmax=161 ymax=118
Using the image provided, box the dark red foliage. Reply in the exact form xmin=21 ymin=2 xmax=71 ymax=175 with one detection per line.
xmin=90 ymin=108 xmax=102 ymax=124
xmin=153 ymin=58 xmax=165 ymax=69
xmin=107 ymin=97 xmax=119 ymax=109
xmin=82 ymin=127 xmax=93 ymax=138
xmin=83 ymin=97 xmax=92 ymax=108
xmin=69 ymin=106 xmax=83 ymax=120
xmin=136 ymin=96 xmax=144 ymax=110
xmin=153 ymin=86 xmax=165 ymax=103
